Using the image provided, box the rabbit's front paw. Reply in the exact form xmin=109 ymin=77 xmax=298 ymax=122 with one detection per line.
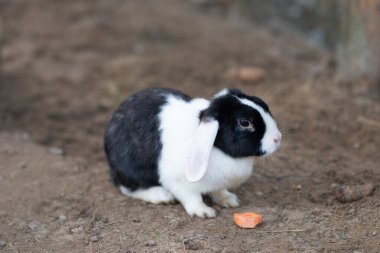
xmin=212 ymin=189 xmax=240 ymax=208
xmin=185 ymin=203 xmax=216 ymax=218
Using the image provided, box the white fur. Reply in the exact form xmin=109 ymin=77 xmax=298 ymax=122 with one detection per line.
xmin=236 ymin=97 xmax=281 ymax=155
xmin=211 ymin=189 xmax=240 ymax=207
xmin=213 ymin=89 xmax=229 ymax=98
xmin=158 ymin=95 xmax=254 ymax=218
xmin=122 ymin=90 xmax=280 ymax=218
xmin=120 ymin=185 xmax=174 ymax=204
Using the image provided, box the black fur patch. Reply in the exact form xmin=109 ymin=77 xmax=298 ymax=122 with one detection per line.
xmin=104 ymin=88 xmax=190 ymax=191
xmin=228 ymin=89 xmax=271 ymax=114
xmin=200 ymin=89 xmax=268 ymax=157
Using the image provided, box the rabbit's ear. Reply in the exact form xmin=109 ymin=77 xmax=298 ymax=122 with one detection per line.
xmin=185 ymin=118 xmax=219 ymax=182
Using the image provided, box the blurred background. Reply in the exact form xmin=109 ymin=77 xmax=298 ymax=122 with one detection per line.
xmin=0 ymin=0 xmax=379 ymax=252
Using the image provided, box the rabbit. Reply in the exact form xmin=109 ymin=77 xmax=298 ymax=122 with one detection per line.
xmin=104 ymin=87 xmax=281 ymax=218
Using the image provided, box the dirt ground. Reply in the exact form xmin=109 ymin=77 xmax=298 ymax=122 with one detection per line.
xmin=0 ymin=0 xmax=380 ymax=252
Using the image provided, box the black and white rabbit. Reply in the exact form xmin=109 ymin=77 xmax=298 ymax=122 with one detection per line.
xmin=104 ymin=88 xmax=281 ymax=218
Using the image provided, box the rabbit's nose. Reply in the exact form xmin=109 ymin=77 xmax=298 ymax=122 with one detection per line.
xmin=274 ymin=133 xmax=281 ymax=143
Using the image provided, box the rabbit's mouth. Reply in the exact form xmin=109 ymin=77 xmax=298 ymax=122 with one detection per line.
xmin=259 ymin=130 xmax=282 ymax=156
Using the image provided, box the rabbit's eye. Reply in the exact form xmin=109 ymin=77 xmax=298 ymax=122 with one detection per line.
xmin=238 ymin=119 xmax=254 ymax=130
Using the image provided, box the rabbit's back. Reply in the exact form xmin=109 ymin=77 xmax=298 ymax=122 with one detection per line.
xmin=104 ymin=88 xmax=190 ymax=190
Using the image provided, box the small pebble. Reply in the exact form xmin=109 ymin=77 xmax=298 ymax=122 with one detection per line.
xmin=330 ymin=183 xmax=338 ymax=189
xmin=211 ymin=247 xmax=222 ymax=253
xmin=372 ymin=231 xmax=377 ymax=236
xmin=184 ymin=239 xmax=203 ymax=250
xmin=169 ymin=219 xmax=178 ymax=227
xmin=90 ymin=236 xmax=99 ymax=242
xmin=28 ymin=221 xmax=40 ymax=231
xmin=94 ymin=220 xmax=105 ymax=229
xmin=48 ymin=147 xmax=65 ymax=156
xmin=145 ymin=240 xmax=156 ymax=246
xmin=58 ymin=214 xmax=67 ymax=222
xmin=292 ymin=184 xmax=302 ymax=191
xmin=255 ymin=191 xmax=264 ymax=196
xmin=71 ymin=226 xmax=83 ymax=234
xmin=18 ymin=162 xmax=27 ymax=169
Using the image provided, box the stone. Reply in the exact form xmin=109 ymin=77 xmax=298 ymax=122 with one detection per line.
xmin=335 ymin=183 xmax=375 ymax=203
xmin=184 ymin=238 xmax=203 ymax=250
xmin=18 ymin=162 xmax=27 ymax=169
xmin=48 ymin=147 xmax=65 ymax=156
xmin=145 ymin=240 xmax=156 ymax=246
xmin=90 ymin=236 xmax=99 ymax=242
xmin=0 ymin=240 xmax=6 ymax=250
xmin=58 ymin=214 xmax=67 ymax=222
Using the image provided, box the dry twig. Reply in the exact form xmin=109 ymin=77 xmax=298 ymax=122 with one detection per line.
xmin=88 ymin=241 xmax=94 ymax=253
xmin=264 ymin=229 xmax=306 ymax=233
xmin=357 ymin=116 xmax=380 ymax=128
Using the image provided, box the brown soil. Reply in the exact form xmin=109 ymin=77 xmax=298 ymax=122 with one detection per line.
xmin=1 ymin=1 xmax=379 ymax=252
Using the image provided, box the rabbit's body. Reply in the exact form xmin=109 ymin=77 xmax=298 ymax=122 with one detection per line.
xmin=105 ymin=87 xmax=281 ymax=218
xmin=159 ymin=95 xmax=254 ymax=193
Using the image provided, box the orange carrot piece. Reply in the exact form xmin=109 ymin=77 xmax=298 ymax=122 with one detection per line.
xmin=234 ymin=212 xmax=263 ymax=228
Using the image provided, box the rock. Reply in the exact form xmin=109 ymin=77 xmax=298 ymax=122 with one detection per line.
xmin=292 ymin=184 xmax=302 ymax=191
xmin=145 ymin=240 xmax=156 ymax=246
xmin=184 ymin=239 xmax=203 ymax=250
xmin=90 ymin=235 xmax=99 ymax=242
xmin=71 ymin=226 xmax=83 ymax=234
xmin=28 ymin=221 xmax=48 ymax=238
xmin=18 ymin=162 xmax=27 ymax=169
xmin=211 ymin=247 xmax=222 ymax=253
xmin=255 ymin=191 xmax=264 ymax=196
xmin=94 ymin=220 xmax=105 ymax=230
xmin=372 ymin=231 xmax=377 ymax=236
xmin=0 ymin=240 xmax=6 ymax=250
xmin=28 ymin=221 xmax=40 ymax=231
xmin=48 ymin=147 xmax=65 ymax=156
xmin=58 ymin=214 xmax=67 ymax=222
xmin=168 ymin=219 xmax=178 ymax=228
xmin=335 ymin=183 xmax=376 ymax=203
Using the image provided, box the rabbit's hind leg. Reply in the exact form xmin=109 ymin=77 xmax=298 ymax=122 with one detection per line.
xmin=119 ymin=185 xmax=175 ymax=204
